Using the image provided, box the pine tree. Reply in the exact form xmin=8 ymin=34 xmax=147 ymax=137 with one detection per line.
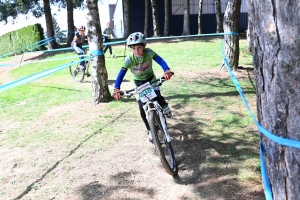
xmin=52 ymin=14 xmax=61 ymax=35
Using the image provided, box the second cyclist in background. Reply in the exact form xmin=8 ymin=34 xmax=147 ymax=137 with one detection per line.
xmin=71 ymin=25 xmax=87 ymax=71
xmin=102 ymin=22 xmax=116 ymax=58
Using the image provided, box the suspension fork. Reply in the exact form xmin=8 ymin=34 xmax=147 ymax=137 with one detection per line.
xmin=143 ymin=101 xmax=172 ymax=142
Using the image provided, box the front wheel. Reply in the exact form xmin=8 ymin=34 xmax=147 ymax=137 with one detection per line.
xmin=69 ymin=63 xmax=85 ymax=82
xmin=149 ymin=110 xmax=178 ymax=176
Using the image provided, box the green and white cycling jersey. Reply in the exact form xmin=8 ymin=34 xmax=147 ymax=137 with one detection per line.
xmin=122 ymin=48 xmax=157 ymax=81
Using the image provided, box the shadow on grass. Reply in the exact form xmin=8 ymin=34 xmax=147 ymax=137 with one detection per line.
xmin=166 ymin=101 xmax=264 ymax=199
xmin=77 ymin=172 xmax=156 ymax=200
xmin=165 ymin=88 xmax=264 ymax=199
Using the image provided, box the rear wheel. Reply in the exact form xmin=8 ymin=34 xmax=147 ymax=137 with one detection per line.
xmin=69 ymin=63 xmax=85 ymax=82
xmin=149 ymin=110 xmax=177 ymax=176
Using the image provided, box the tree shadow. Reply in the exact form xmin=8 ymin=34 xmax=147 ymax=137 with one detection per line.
xmin=167 ymin=104 xmax=264 ymax=199
xmin=77 ymin=172 xmax=156 ymax=200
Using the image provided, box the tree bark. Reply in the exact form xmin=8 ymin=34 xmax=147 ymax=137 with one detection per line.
xmin=248 ymin=1 xmax=300 ymax=199
xmin=43 ymin=0 xmax=57 ymax=49
xmin=144 ymin=0 xmax=149 ymax=37
xmin=198 ymin=0 xmax=203 ymax=34
xmin=215 ymin=0 xmax=223 ymax=33
xmin=163 ymin=0 xmax=169 ymax=36
xmin=182 ymin=0 xmax=190 ymax=35
xmin=246 ymin=23 xmax=251 ymax=52
xmin=150 ymin=0 xmax=160 ymax=37
xmin=66 ymin=0 xmax=75 ymax=47
xmin=85 ymin=0 xmax=112 ymax=104
xmin=221 ymin=0 xmax=241 ymax=70
xmin=123 ymin=0 xmax=130 ymax=38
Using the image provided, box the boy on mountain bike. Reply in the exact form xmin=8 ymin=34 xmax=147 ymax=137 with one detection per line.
xmin=71 ymin=25 xmax=86 ymax=71
xmin=113 ymin=32 xmax=173 ymax=142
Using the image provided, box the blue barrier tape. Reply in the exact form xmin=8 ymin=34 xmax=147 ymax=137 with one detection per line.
xmin=24 ymin=46 xmax=76 ymax=54
xmin=0 ymin=33 xmax=238 ymax=92
xmin=0 ymin=63 xmax=16 ymax=67
xmin=90 ymin=50 xmax=104 ymax=56
xmin=0 ymin=56 xmax=92 ymax=92
xmin=260 ymin=143 xmax=273 ymax=200
xmin=20 ymin=55 xmax=87 ymax=64
xmin=221 ymin=38 xmax=300 ymax=199
xmin=220 ymin=40 xmax=274 ymax=199
xmin=102 ymin=32 xmax=238 ymax=46
xmin=0 ymin=55 xmax=83 ymax=68
xmin=26 ymin=37 xmax=56 ymax=52
xmin=0 ymin=33 xmax=237 ymax=91
xmin=2 ymin=32 xmax=237 ymax=60
xmin=221 ymin=40 xmax=300 ymax=148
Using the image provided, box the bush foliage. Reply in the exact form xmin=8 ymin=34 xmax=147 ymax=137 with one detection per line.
xmin=0 ymin=23 xmax=46 ymax=57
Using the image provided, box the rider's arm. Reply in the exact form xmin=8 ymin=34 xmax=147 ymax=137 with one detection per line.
xmin=153 ymin=55 xmax=170 ymax=72
xmin=114 ymin=68 xmax=128 ymax=89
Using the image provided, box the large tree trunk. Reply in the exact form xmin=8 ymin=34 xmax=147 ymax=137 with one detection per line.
xmin=215 ymin=0 xmax=223 ymax=33
xmin=43 ymin=0 xmax=57 ymax=49
xmin=150 ymin=0 xmax=160 ymax=37
xmin=221 ymin=0 xmax=241 ymax=70
xmin=123 ymin=0 xmax=130 ymax=38
xmin=198 ymin=0 xmax=203 ymax=34
xmin=248 ymin=1 xmax=300 ymax=199
xmin=66 ymin=0 xmax=75 ymax=47
xmin=163 ymin=0 xmax=169 ymax=36
xmin=85 ymin=0 xmax=112 ymax=103
xmin=144 ymin=0 xmax=149 ymax=37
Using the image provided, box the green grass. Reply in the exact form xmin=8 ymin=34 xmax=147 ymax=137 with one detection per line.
xmin=1 ymin=37 xmax=257 ymax=144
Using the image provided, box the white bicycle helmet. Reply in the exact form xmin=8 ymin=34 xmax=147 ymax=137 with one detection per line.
xmin=78 ymin=25 xmax=86 ymax=31
xmin=126 ymin=32 xmax=146 ymax=47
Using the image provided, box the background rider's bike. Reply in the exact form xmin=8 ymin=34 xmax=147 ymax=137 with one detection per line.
xmin=69 ymin=59 xmax=91 ymax=82
xmin=121 ymin=73 xmax=178 ymax=176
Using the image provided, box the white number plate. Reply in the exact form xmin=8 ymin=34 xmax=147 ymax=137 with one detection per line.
xmin=136 ymin=82 xmax=157 ymax=103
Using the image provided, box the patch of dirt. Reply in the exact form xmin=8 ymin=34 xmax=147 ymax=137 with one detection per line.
xmin=0 ymin=52 xmax=263 ymax=200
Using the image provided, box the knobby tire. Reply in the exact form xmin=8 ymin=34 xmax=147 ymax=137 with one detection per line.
xmin=69 ymin=63 xmax=85 ymax=82
xmin=149 ymin=110 xmax=178 ymax=176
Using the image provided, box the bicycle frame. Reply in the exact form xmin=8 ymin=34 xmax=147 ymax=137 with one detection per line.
xmin=121 ymin=76 xmax=173 ymax=142
xmin=120 ymin=73 xmax=177 ymax=176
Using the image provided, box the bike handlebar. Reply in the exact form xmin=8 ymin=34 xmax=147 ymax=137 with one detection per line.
xmin=120 ymin=72 xmax=174 ymax=98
